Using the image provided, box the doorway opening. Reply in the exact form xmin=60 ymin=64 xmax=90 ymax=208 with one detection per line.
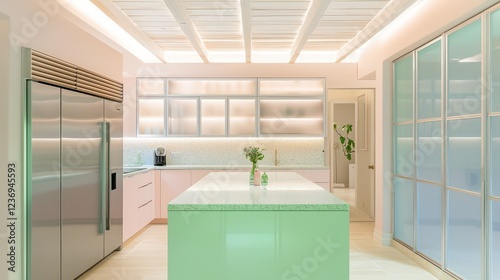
xmin=328 ymin=89 xmax=375 ymax=222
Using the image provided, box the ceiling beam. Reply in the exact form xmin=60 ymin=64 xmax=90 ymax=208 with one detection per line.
xmin=334 ymin=0 xmax=418 ymax=62
xmin=93 ymin=0 xmax=166 ymax=63
xmin=288 ymin=0 xmax=332 ymax=63
xmin=162 ymin=0 xmax=210 ymax=63
xmin=240 ymin=0 xmax=252 ymax=63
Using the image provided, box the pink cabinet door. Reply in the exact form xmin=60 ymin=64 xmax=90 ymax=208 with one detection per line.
xmin=160 ymin=170 xmax=192 ymax=219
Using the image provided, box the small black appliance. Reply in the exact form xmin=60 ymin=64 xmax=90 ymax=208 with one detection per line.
xmin=154 ymin=147 xmax=166 ymax=166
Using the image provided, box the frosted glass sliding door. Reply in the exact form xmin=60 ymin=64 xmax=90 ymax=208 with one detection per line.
xmin=447 ymin=118 xmax=481 ymax=192
xmin=416 ymin=121 xmax=442 ymax=183
xmin=417 ymin=40 xmax=442 ymax=119
xmin=447 ymin=19 xmax=482 ymax=117
xmin=392 ymin=5 xmax=500 ymax=279
xmin=394 ymin=177 xmax=414 ymax=247
xmin=445 ymin=18 xmax=483 ymax=280
xmin=446 ymin=190 xmax=481 ymax=279
xmin=394 ymin=124 xmax=414 ymax=177
xmin=491 ymin=9 xmax=500 ymax=112
xmin=490 ymin=201 xmax=500 ymax=280
xmin=394 ymin=55 xmax=413 ymax=123
xmin=393 ymin=54 xmax=415 ymax=248
xmin=490 ymin=10 xmax=500 ymax=279
xmin=416 ymin=182 xmax=442 ymax=264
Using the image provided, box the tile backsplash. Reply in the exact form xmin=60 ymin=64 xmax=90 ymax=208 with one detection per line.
xmin=124 ymin=138 xmax=326 ymax=167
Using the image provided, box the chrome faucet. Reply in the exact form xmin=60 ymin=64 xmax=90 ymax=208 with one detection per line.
xmin=274 ymin=149 xmax=280 ymax=166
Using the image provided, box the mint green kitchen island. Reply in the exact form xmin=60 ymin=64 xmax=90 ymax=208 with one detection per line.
xmin=168 ymin=172 xmax=350 ymax=280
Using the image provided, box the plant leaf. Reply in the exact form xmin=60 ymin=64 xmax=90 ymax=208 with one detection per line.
xmin=346 ymin=124 xmax=352 ymax=134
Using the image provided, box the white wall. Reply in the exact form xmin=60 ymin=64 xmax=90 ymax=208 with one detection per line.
xmin=357 ymin=0 xmax=500 ymax=245
xmin=0 ymin=1 xmax=123 ymax=279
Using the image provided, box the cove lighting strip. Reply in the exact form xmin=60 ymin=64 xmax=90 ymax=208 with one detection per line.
xmin=58 ymin=0 xmax=161 ymax=63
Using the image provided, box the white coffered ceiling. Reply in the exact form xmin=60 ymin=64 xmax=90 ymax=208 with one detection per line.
xmin=92 ymin=0 xmax=418 ymax=63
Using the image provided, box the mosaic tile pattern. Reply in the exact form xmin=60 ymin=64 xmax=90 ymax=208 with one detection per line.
xmin=124 ymin=137 xmax=325 ymax=167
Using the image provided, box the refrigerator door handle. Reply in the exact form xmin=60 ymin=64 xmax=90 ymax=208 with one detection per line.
xmin=101 ymin=122 xmax=111 ymax=233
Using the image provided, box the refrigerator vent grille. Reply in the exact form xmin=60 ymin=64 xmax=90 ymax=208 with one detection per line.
xmin=28 ymin=49 xmax=123 ymax=102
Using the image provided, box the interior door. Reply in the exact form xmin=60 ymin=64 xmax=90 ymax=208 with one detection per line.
xmin=356 ymin=90 xmax=375 ymax=218
xmin=61 ymin=89 xmax=104 ymax=279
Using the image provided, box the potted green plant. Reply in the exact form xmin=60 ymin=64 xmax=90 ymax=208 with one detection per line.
xmin=243 ymin=146 xmax=265 ymax=184
xmin=333 ymin=123 xmax=355 ymax=161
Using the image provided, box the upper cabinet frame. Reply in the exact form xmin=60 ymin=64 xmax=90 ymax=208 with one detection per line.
xmin=136 ymin=77 xmax=326 ymax=137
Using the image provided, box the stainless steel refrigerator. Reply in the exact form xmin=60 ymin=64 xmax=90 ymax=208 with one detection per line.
xmin=27 ymin=80 xmax=123 ymax=280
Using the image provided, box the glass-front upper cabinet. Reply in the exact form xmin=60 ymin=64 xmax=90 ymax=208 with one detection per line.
xmin=228 ymin=98 xmax=256 ymax=136
xmin=136 ymin=77 xmax=325 ymax=137
xmin=137 ymin=99 xmax=165 ymax=136
xmin=168 ymin=99 xmax=198 ymax=136
xmin=200 ymin=98 xmax=226 ymax=136
xmin=258 ymin=78 xmax=325 ymax=136
xmin=168 ymin=78 xmax=257 ymax=96
xmin=137 ymin=78 xmax=166 ymax=96
xmin=259 ymin=78 xmax=324 ymax=96
xmin=259 ymin=99 xmax=324 ymax=136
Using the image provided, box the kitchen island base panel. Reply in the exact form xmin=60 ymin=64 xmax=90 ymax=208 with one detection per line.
xmin=168 ymin=210 xmax=349 ymax=280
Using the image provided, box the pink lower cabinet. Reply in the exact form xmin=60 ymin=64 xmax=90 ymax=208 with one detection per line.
xmin=123 ymin=170 xmax=155 ymax=242
xmin=160 ymin=170 xmax=192 ymax=219
xmin=303 ymin=169 xmax=330 ymax=192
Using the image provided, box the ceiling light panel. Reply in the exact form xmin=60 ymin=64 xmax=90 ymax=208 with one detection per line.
xmin=182 ymin=0 xmax=244 ymax=52
xmin=112 ymin=0 xmax=196 ymax=51
xmin=302 ymin=0 xmax=390 ymax=52
xmin=251 ymin=0 xmax=311 ymax=51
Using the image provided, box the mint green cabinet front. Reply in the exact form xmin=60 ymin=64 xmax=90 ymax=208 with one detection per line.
xmin=168 ymin=210 xmax=349 ymax=280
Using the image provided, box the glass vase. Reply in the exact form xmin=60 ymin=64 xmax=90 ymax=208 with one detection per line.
xmin=250 ymin=162 xmax=257 ymax=185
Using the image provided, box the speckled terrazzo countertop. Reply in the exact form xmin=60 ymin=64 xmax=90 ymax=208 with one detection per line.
xmin=155 ymin=165 xmax=330 ymax=171
xmin=123 ymin=164 xmax=329 ymax=177
xmin=168 ymin=172 xmax=348 ymax=211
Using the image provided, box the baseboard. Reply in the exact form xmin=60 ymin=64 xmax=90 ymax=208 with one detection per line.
xmin=373 ymin=229 xmax=392 ymax=246
xmin=332 ymin=183 xmax=345 ymax=188
xmin=151 ymin=218 xmax=168 ymax=224
xmin=123 ymin=225 xmax=152 ymax=247
xmin=392 ymin=240 xmax=459 ymax=280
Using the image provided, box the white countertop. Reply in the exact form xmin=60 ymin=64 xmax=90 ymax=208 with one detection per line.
xmin=168 ymin=172 xmax=348 ymax=211
xmin=123 ymin=164 xmax=329 ymax=177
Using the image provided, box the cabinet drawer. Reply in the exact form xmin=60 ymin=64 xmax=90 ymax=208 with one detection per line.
xmin=137 ymin=181 xmax=153 ymax=206
xmin=137 ymin=200 xmax=153 ymax=229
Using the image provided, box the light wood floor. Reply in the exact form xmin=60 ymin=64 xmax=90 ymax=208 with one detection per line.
xmin=78 ymin=222 xmax=437 ymax=280
xmin=333 ymin=187 xmax=374 ymax=222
